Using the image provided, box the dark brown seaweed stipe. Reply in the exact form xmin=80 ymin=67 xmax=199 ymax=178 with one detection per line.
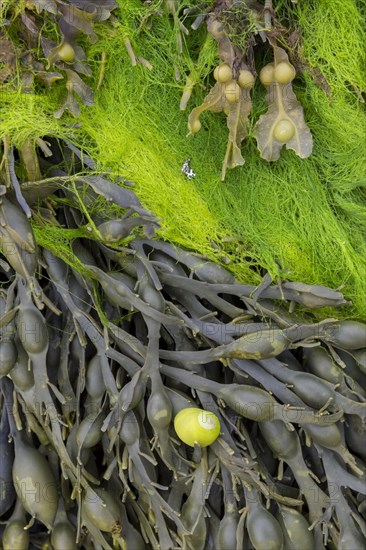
xmin=0 ymin=138 xmax=365 ymax=550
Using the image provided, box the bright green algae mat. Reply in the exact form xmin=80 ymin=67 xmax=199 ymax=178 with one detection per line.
xmin=1 ymin=0 xmax=366 ymax=318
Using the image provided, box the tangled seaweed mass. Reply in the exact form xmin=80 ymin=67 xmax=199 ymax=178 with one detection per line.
xmin=0 ymin=139 xmax=365 ymax=549
xmin=1 ymin=0 xmax=366 ymax=317
xmin=0 ymin=0 xmax=366 ymax=549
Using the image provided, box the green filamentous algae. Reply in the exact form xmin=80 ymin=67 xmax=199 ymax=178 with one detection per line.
xmin=1 ymin=0 xmax=365 ymax=318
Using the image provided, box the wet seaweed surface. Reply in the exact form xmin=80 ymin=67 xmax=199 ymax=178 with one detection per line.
xmin=0 ymin=140 xmax=365 ymax=549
